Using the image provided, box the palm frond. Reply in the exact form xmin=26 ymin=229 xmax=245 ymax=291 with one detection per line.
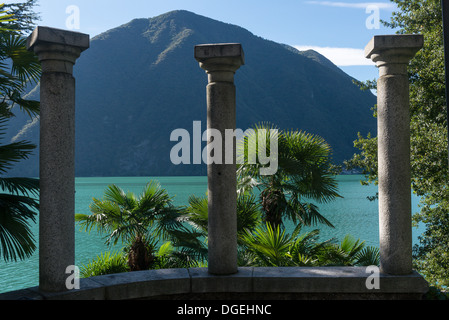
xmin=79 ymin=250 xmax=129 ymax=277
xmin=185 ymin=194 xmax=209 ymax=233
xmin=241 ymin=223 xmax=292 ymax=266
xmin=0 ymin=193 xmax=38 ymax=261
xmin=236 ymin=121 xmax=280 ymax=179
xmin=287 ymin=198 xmax=334 ymax=228
xmin=236 ymin=192 xmax=262 ymax=236
xmin=0 ymin=33 xmax=40 ymax=84
xmin=316 ymin=234 xmax=368 ymax=266
xmin=103 ymin=184 xmax=130 ymax=207
xmin=355 ymin=246 xmax=380 ymax=266
xmin=7 ymin=89 xmax=39 ymax=118
xmin=0 ymin=177 xmax=38 ymax=197
xmin=0 ymin=139 xmax=36 ymax=174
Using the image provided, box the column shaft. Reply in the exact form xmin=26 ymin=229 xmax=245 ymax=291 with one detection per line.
xmin=27 ymin=27 xmax=89 ymax=292
xmin=195 ymin=43 xmax=244 ymax=275
xmin=39 ymin=72 xmax=76 ymax=291
xmin=377 ymin=73 xmax=412 ymax=274
xmin=207 ymin=82 xmax=238 ymax=275
xmin=365 ymin=35 xmax=423 ymax=275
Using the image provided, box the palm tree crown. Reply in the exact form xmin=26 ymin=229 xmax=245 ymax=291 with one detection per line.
xmin=75 ymin=181 xmax=186 ymax=270
xmin=237 ymin=122 xmax=341 ymax=230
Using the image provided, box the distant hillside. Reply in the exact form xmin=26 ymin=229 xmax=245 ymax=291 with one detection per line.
xmin=6 ymin=10 xmax=376 ymax=177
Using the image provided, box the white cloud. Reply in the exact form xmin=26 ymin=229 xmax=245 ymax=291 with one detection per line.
xmin=294 ymin=45 xmax=375 ymax=66
xmin=305 ymin=1 xmax=395 ymax=10
xmin=11 ymin=116 xmax=39 ymax=143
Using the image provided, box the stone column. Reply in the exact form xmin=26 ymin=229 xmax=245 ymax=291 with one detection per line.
xmin=365 ymin=35 xmax=423 ymax=275
xmin=27 ymin=27 xmax=89 ymax=292
xmin=195 ymin=43 xmax=244 ymax=275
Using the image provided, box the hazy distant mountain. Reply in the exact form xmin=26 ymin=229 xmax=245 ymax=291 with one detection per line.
xmin=6 ymin=10 xmax=376 ymax=177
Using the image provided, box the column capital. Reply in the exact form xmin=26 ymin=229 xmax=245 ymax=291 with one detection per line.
xmin=195 ymin=43 xmax=244 ymax=82
xmin=27 ymin=26 xmax=90 ymax=74
xmin=365 ymin=34 xmax=423 ymax=76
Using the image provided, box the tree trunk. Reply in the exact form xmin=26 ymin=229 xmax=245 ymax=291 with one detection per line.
xmin=127 ymin=236 xmax=154 ymax=271
xmin=261 ymin=188 xmax=285 ymax=230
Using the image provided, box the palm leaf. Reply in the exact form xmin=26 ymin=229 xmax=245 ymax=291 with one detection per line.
xmin=185 ymin=194 xmax=209 ymax=233
xmin=355 ymin=246 xmax=380 ymax=266
xmin=287 ymin=198 xmax=334 ymax=228
xmin=236 ymin=121 xmax=280 ymax=178
xmin=0 ymin=177 xmax=38 ymax=197
xmin=241 ymin=223 xmax=292 ymax=266
xmin=7 ymin=89 xmax=39 ymax=118
xmin=0 ymin=193 xmax=38 ymax=261
xmin=0 ymin=33 xmax=40 ymax=84
xmin=236 ymin=193 xmax=262 ymax=236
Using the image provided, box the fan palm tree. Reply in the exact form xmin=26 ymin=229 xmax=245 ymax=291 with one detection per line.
xmin=75 ymin=181 xmax=188 ymax=271
xmin=237 ymin=122 xmax=341 ymax=230
xmin=0 ymin=1 xmax=41 ymax=262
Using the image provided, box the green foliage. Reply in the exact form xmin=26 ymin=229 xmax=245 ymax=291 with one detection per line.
xmin=79 ymin=238 xmax=207 ymax=277
xmin=237 ymin=122 xmax=340 ymax=229
xmin=76 ymin=181 xmax=210 ymax=270
xmin=80 ymin=251 xmax=129 ymax=278
xmin=76 ymin=181 xmax=185 ymax=246
xmin=240 ymin=223 xmax=294 ymax=267
xmin=316 ymin=235 xmax=379 ymax=267
xmin=239 ymin=223 xmax=379 ymax=267
xmin=78 ymin=175 xmax=380 ymax=274
xmin=0 ymin=0 xmax=40 ymax=262
xmin=76 ymin=181 xmax=192 ymax=270
xmin=423 ymin=286 xmax=449 ymax=300
xmin=347 ymin=0 xmax=449 ymax=289
xmin=0 ymin=1 xmax=39 ymax=35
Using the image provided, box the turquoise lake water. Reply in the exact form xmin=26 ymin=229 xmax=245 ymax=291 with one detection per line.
xmin=0 ymin=175 xmax=424 ymax=293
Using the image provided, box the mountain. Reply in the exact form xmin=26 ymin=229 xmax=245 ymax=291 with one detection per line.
xmin=6 ymin=10 xmax=377 ymax=177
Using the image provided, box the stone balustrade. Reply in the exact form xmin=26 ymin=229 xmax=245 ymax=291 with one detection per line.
xmin=0 ymin=267 xmax=429 ymax=300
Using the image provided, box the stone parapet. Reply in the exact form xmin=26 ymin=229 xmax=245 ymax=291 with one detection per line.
xmin=0 ymin=267 xmax=429 ymax=300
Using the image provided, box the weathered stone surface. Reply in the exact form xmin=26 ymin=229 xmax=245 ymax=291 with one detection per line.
xmin=194 ymin=43 xmax=244 ymax=62
xmin=0 ymin=267 xmax=429 ymax=300
xmin=365 ymin=34 xmax=424 ymax=59
xmin=190 ymin=267 xmax=252 ymax=293
xmin=90 ymin=268 xmax=191 ymax=300
xmin=195 ymin=43 xmax=244 ymax=275
xmin=26 ymin=27 xmax=89 ymax=292
xmin=27 ymin=26 xmax=89 ymax=51
xmin=365 ymin=34 xmax=423 ymax=275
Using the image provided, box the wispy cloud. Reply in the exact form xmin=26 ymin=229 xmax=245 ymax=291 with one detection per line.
xmin=11 ymin=116 xmax=39 ymax=143
xmin=294 ymin=45 xmax=375 ymax=66
xmin=306 ymin=1 xmax=395 ymax=10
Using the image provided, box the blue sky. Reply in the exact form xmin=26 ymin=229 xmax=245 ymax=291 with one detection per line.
xmin=6 ymin=0 xmax=398 ymax=82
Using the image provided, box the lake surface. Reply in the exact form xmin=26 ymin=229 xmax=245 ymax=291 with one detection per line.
xmin=0 ymin=175 xmax=424 ymax=293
